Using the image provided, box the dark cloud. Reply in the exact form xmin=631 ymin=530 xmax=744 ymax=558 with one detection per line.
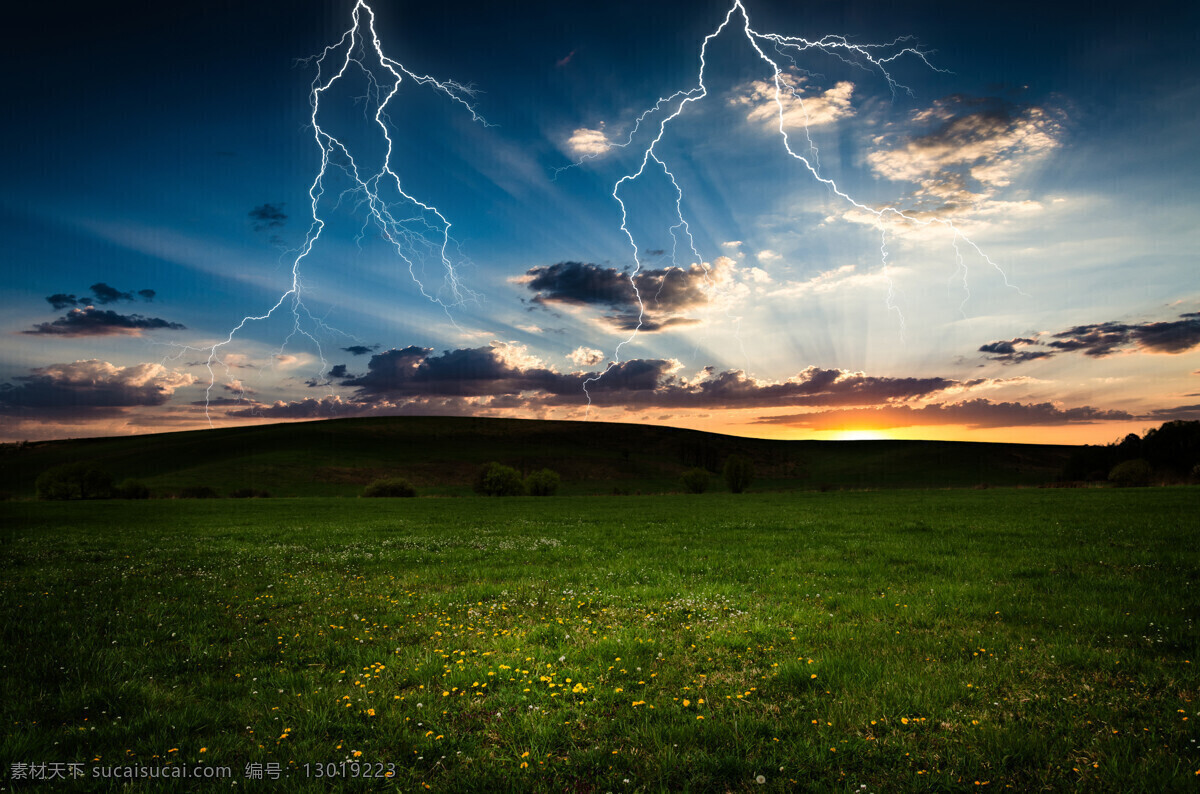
xmin=89 ymin=282 xmax=135 ymax=304
xmin=44 ymin=284 xmax=156 ymax=311
xmin=1141 ymin=404 xmax=1200 ymax=422
xmin=0 ymin=361 xmax=194 ymax=414
xmin=343 ymin=345 xmax=581 ymax=398
xmin=46 ymin=293 xmax=79 ymax=309
xmin=980 ymin=313 xmax=1200 ymax=363
xmin=23 ymin=307 xmax=185 ymax=337
xmin=755 ymin=399 xmax=1134 ymax=429
xmin=978 ymin=338 xmax=1036 ymax=355
xmin=249 ymin=203 xmax=287 ymax=231
xmin=329 ymin=364 xmax=349 ymax=379
xmin=521 ymin=260 xmax=716 ymax=332
xmin=342 ymin=344 xmax=380 ymax=356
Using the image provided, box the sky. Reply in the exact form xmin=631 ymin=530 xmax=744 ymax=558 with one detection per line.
xmin=1 ymin=0 xmax=1198 ymax=444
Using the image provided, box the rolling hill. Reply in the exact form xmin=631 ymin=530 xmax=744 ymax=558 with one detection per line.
xmin=0 ymin=416 xmax=1075 ymax=498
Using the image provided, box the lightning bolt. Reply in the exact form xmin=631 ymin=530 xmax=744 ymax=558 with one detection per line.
xmin=169 ymin=0 xmax=487 ymax=425
xmin=575 ymin=0 xmax=1024 ymax=408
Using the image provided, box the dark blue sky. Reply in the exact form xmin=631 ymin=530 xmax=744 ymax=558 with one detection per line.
xmin=2 ymin=0 xmax=1197 ymax=442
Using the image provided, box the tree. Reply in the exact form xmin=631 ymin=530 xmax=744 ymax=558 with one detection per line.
xmin=722 ymin=455 xmax=754 ymax=494
xmin=362 ymin=477 xmax=417 ymax=498
xmin=474 ymin=462 xmax=527 ymax=496
xmin=525 ymin=469 xmax=561 ymax=496
xmin=35 ymin=462 xmax=114 ymax=500
xmin=1141 ymin=420 xmax=1200 ymax=475
xmin=113 ymin=479 xmax=151 ymax=499
xmin=1108 ymin=458 xmax=1153 ymax=487
xmin=681 ymin=467 xmax=711 ymax=494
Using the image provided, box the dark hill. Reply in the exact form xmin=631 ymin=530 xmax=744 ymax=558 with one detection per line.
xmin=0 ymin=416 xmax=1074 ymax=498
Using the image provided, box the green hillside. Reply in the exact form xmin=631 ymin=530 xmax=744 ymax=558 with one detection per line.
xmin=0 ymin=416 xmax=1074 ymax=498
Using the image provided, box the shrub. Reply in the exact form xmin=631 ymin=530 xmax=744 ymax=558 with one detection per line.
xmin=1108 ymin=458 xmax=1153 ymax=487
xmin=474 ymin=462 xmax=526 ymax=496
xmin=230 ymin=488 xmax=272 ymax=499
xmin=722 ymin=454 xmax=754 ymax=494
xmin=362 ymin=478 xmax=417 ymax=498
xmin=525 ymin=469 xmax=561 ymax=496
xmin=36 ymin=463 xmax=114 ymax=500
xmin=178 ymin=485 xmax=219 ymax=499
xmin=681 ymin=467 xmax=710 ymax=494
xmin=113 ymin=479 xmax=151 ymax=499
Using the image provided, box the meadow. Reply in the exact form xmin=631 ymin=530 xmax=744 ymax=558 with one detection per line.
xmin=1 ymin=488 xmax=1197 ymax=791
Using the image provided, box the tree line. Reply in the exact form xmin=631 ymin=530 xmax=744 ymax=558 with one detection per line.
xmin=1062 ymin=420 xmax=1200 ymax=486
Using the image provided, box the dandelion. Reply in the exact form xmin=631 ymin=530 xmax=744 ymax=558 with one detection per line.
xmin=756 ymin=775 xmax=766 ymax=784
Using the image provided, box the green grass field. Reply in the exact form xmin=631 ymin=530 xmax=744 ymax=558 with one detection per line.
xmin=2 ymin=489 xmax=1197 ymax=791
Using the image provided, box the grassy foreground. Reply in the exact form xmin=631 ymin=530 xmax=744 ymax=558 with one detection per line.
xmin=1 ymin=489 xmax=1197 ymax=791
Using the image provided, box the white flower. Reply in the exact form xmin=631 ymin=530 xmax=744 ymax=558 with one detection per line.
xmin=756 ymin=775 xmax=766 ymax=784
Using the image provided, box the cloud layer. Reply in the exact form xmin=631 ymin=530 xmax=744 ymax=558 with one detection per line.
xmin=232 ymin=343 xmax=970 ymax=416
xmin=755 ymin=399 xmax=1133 ymax=429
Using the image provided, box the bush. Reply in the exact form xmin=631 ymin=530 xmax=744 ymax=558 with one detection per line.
xmin=681 ymin=467 xmax=711 ymax=494
xmin=230 ymin=488 xmax=272 ymax=499
xmin=474 ymin=462 xmax=526 ymax=496
xmin=525 ymin=469 xmax=561 ymax=496
xmin=113 ymin=479 xmax=151 ymax=499
xmin=361 ymin=478 xmax=417 ymax=498
xmin=722 ymin=455 xmax=754 ymax=494
xmin=1108 ymin=458 xmax=1153 ymax=487
xmin=36 ymin=462 xmax=114 ymax=500
xmin=178 ymin=486 xmax=219 ymax=499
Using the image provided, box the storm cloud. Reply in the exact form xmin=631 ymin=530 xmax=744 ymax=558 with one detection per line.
xmin=520 ymin=260 xmax=722 ymax=332
xmin=24 ymin=307 xmax=186 ymax=337
xmin=980 ymin=312 xmax=1200 ymax=362
xmin=44 ymin=282 xmax=156 ymax=309
xmin=0 ymin=360 xmax=195 ymax=413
